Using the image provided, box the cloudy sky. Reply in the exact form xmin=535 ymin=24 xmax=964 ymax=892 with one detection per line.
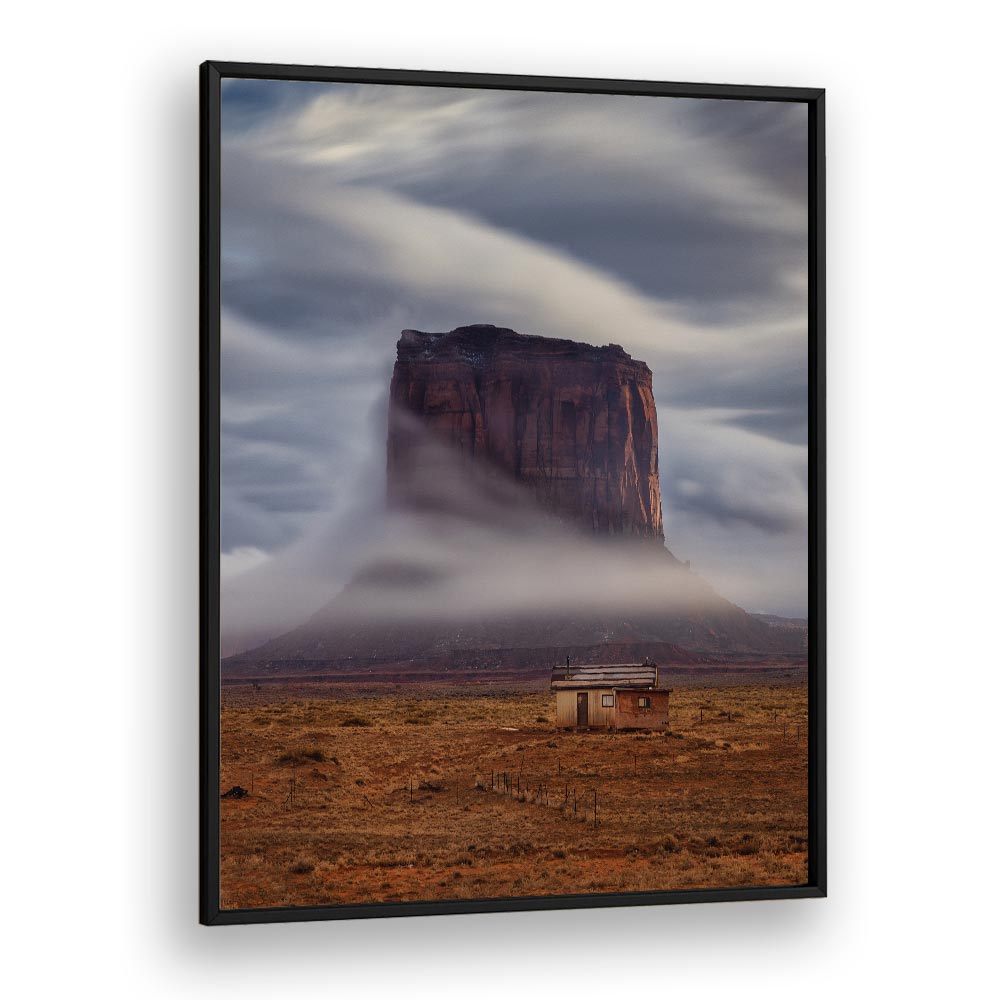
xmin=220 ymin=78 xmax=809 ymax=649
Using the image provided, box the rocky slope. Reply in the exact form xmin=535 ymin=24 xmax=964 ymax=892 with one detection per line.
xmin=222 ymin=604 xmax=806 ymax=678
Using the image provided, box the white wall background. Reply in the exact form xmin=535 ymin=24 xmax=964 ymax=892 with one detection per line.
xmin=5 ymin=2 xmax=997 ymax=996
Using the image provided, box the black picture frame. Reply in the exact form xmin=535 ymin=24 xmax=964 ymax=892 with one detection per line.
xmin=200 ymin=60 xmax=826 ymax=926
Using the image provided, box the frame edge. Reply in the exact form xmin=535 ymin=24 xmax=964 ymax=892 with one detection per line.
xmin=202 ymin=59 xmax=823 ymax=103
xmin=197 ymin=63 xmax=827 ymax=924
xmin=200 ymin=59 xmax=223 ymax=926
xmin=807 ymin=90 xmax=828 ymax=899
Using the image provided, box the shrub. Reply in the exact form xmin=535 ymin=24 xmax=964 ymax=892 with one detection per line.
xmin=289 ymin=856 xmax=315 ymax=874
xmin=275 ymin=748 xmax=325 ymax=766
xmin=340 ymin=716 xmax=372 ymax=727
xmin=660 ymin=835 xmax=680 ymax=854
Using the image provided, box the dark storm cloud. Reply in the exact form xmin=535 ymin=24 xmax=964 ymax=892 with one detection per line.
xmin=218 ymin=80 xmax=811 ymax=628
xmin=220 ymin=434 xmax=331 ymax=548
xmin=222 ymin=402 xmax=362 ymax=451
xmin=221 ymin=151 xmax=479 ymax=344
xmin=720 ymin=409 xmax=809 ymax=446
xmin=682 ymin=98 xmax=809 ymax=196
xmin=240 ymin=483 xmax=336 ymax=515
xmin=221 ymin=79 xmax=329 ymax=135
xmin=659 ymin=350 xmax=808 ymax=446
xmin=223 ymin=271 xmax=406 ymax=334
xmin=460 ymin=196 xmax=804 ymax=314
xmin=387 ymin=97 xmax=808 ymax=311
xmin=668 ymin=482 xmax=803 ymax=535
xmin=220 ymin=486 xmax=304 ymax=552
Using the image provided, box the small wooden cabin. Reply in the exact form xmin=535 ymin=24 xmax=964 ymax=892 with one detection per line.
xmin=551 ymin=662 xmax=671 ymax=731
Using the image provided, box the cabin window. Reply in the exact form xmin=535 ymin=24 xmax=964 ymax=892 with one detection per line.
xmin=638 ymin=696 xmax=651 ymax=709
xmin=602 ymin=694 xmax=615 ymax=708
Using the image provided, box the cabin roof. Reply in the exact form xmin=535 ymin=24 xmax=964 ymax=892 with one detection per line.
xmin=550 ymin=663 xmax=657 ymax=690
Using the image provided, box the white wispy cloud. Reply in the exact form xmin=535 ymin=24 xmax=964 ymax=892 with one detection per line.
xmin=218 ymin=80 xmax=810 ymax=641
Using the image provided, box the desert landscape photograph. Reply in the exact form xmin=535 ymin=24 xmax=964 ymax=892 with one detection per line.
xmin=214 ymin=75 xmax=814 ymax=913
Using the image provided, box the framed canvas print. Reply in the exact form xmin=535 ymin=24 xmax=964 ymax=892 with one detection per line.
xmin=200 ymin=60 xmax=825 ymax=925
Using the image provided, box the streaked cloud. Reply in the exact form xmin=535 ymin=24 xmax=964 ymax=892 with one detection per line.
xmin=219 ymin=79 xmax=810 ymax=646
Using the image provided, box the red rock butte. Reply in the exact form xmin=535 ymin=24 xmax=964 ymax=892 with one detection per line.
xmin=388 ymin=325 xmax=665 ymax=541
xmin=221 ymin=324 xmax=808 ymax=674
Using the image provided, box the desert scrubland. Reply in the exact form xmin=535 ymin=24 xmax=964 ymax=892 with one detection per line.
xmin=219 ymin=671 xmax=809 ymax=909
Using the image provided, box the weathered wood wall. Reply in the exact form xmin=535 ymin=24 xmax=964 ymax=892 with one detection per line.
xmin=614 ymin=689 xmax=671 ymax=730
xmin=555 ymin=689 xmax=616 ymax=728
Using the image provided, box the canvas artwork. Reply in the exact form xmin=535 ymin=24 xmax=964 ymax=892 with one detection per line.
xmin=202 ymin=64 xmax=824 ymax=922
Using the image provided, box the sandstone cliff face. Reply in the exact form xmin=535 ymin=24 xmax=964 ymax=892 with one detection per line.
xmin=387 ymin=325 xmax=664 ymax=541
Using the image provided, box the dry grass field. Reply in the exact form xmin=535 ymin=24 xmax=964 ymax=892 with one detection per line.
xmin=219 ymin=673 xmax=809 ymax=910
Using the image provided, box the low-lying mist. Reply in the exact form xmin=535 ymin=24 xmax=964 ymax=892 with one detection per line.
xmin=220 ymin=420 xmax=726 ymax=656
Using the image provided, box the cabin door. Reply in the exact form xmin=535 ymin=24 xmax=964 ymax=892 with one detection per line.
xmin=576 ymin=692 xmax=588 ymax=727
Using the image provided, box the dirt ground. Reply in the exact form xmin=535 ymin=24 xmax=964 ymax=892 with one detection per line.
xmin=218 ymin=673 xmax=809 ymax=910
